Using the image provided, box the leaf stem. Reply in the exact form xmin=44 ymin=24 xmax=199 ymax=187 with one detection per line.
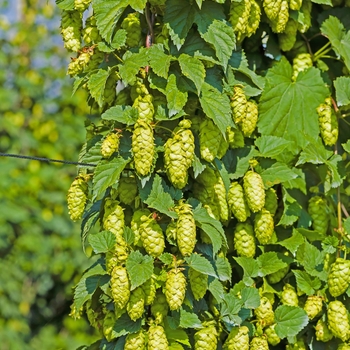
xmin=313 ymin=41 xmax=331 ymax=58
xmin=154 ymin=124 xmax=174 ymax=135
xmin=313 ymin=47 xmax=333 ymax=61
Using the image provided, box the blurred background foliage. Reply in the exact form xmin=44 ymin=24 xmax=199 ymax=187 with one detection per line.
xmin=0 ymin=0 xmax=98 ymax=348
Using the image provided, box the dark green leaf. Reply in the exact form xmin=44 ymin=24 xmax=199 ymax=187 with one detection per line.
xmin=260 ymin=162 xmax=299 ymax=187
xmin=179 ymin=309 xmax=202 ymax=329
xmin=166 ymin=74 xmax=188 ymax=116
xmin=220 ymin=292 xmax=243 ymax=319
xmin=178 ymin=54 xmax=205 ymax=93
xmin=112 ymin=313 xmax=142 ymax=337
xmin=334 ymin=76 xmax=350 ymax=106
xmin=255 ymin=136 xmax=292 ymax=159
xmin=257 ymin=252 xmax=288 ymax=277
xmin=56 ymin=0 xmax=74 ymax=10
xmin=119 ymin=50 xmax=149 ymax=85
xmin=234 ymin=257 xmax=259 ymax=286
xmin=159 ymin=253 xmax=174 ymax=265
xmin=241 ymin=287 xmax=260 ymax=309
xmin=87 ymin=69 xmax=110 ymax=108
xmin=164 ymin=318 xmax=191 ymax=346
xmin=277 ymin=229 xmax=305 ymax=254
xmin=208 ymin=277 xmax=225 ymax=302
xmin=215 ymin=256 xmax=232 ymax=282
xmin=296 ymin=136 xmax=332 ymax=166
xmin=88 ymin=231 xmax=116 ymax=254
xmin=101 ymin=105 xmax=139 ymax=125
xmin=148 ymin=44 xmax=174 ymax=79
xmin=292 ymin=270 xmax=322 ymax=295
xmin=185 ymin=254 xmax=217 ymax=277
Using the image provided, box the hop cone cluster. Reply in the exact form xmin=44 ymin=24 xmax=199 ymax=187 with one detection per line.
xmin=139 ymin=215 xmax=165 ymax=257
xmin=165 ymin=269 xmax=187 ymax=310
xmin=176 ymin=202 xmax=196 ymax=256
xmin=124 ymin=330 xmax=146 ymax=350
xmin=254 ymin=297 xmax=275 ymax=327
xmin=243 ymin=170 xmax=265 ymax=212
xmin=148 ymin=324 xmax=169 ymax=350
xmin=194 ymin=322 xmax=218 ymax=350
xmin=281 ymin=283 xmax=299 ymax=307
xmin=317 ymin=97 xmax=338 ymax=146
xmin=328 ymin=258 xmax=350 ymax=297
xmin=118 ymin=175 xmax=138 ymax=206
xmin=101 ymin=132 xmax=120 ymax=158
xmin=199 ymin=117 xmax=224 ymax=162
xmin=234 ymin=222 xmax=256 ymax=258
xmin=254 ymin=208 xmax=274 ymax=245
xmin=151 ymin=291 xmax=168 ymax=324
xmin=74 ymin=0 xmax=91 ymax=12
xmin=127 ymin=286 xmax=145 ymax=321
xmin=315 ymin=319 xmax=333 ymax=342
xmin=308 ymin=196 xmax=329 ymax=236
xmin=223 ymin=326 xmax=249 ymax=350
xmin=292 ymin=53 xmax=313 ymax=81
xmin=304 ymin=296 xmax=323 ymax=320
xmin=231 ymin=85 xmax=247 ymax=124
xmin=327 ymin=301 xmax=350 ymax=342
xmin=110 ymin=265 xmax=130 ymax=309
xmin=188 ymin=268 xmax=208 ymax=300
xmin=121 ymin=13 xmax=142 ymax=48
xmin=250 ymin=336 xmax=269 ymax=350
xmin=60 ymin=10 xmax=82 ymax=52
xmin=133 ymin=94 xmax=154 ymax=122
xmin=67 ymin=175 xmax=88 ymax=221
xmin=228 ymin=181 xmax=251 ymax=222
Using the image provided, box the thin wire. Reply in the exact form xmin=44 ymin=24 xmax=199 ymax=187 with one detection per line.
xmin=0 ymin=153 xmax=97 ymax=167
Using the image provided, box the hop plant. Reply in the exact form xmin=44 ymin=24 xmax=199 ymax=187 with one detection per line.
xmin=188 ymin=268 xmax=208 ymax=300
xmin=228 ymin=0 xmax=251 ymax=42
xmin=104 ymin=75 xmax=116 ymax=106
xmin=101 ymin=132 xmax=120 ymax=158
xmin=103 ymin=198 xmax=125 ymax=244
xmin=139 ymin=214 xmax=165 ymax=257
xmin=270 ymin=0 xmax=289 ymax=33
xmin=165 ymin=268 xmax=187 ymax=310
xmin=308 ymin=196 xmax=329 ymax=236
xmin=279 ymin=19 xmax=298 ymax=52
xmin=254 ymin=208 xmax=274 ymax=245
xmin=264 ymin=187 xmax=278 ymax=216
xmin=265 ymin=324 xmax=281 ymax=346
xmin=315 ymin=318 xmax=334 ymax=342
xmin=231 ymin=85 xmax=247 ymax=124
xmin=60 ymin=10 xmax=82 ymax=52
xmin=267 ymin=264 xmax=289 ymax=284
xmin=67 ymin=174 xmax=88 ymax=221
xmin=304 ymin=295 xmax=323 ymax=320
xmin=130 ymin=80 xmax=149 ymax=101
xmin=243 ymin=170 xmax=265 ymax=213
xmin=233 ymin=222 xmax=256 ymax=258
xmin=328 ymin=258 xmax=350 ymax=297
xmin=164 ymin=119 xmax=195 ymax=189
xmin=199 ymin=117 xmax=224 ymax=162
xmin=121 ymin=12 xmax=142 ymax=48
xmin=280 ymin=283 xmax=299 ymax=307
xmin=292 ymin=53 xmax=313 ymax=81
xmin=317 ymin=97 xmax=338 ymax=146
xmin=110 ymin=265 xmax=130 ymax=309
xmin=298 ymin=0 xmax=312 ymax=33
xmin=286 ymin=339 xmax=307 ymax=350
xmin=240 ymin=100 xmax=258 ymax=137
xmin=263 ymin=0 xmax=282 ymax=21
xmin=118 ymin=175 xmax=138 ymax=206
xmin=222 ymin=326 xmax=249 ymax=350
xmin=289 ymin=0 xmax=302 ymax=10
xmin=103 ymin=310 xmax=116 ymax=342
xmin=228 ymin=181 xmax=251 ymax=222
xmin=327 ymin=301 xmax=350 ymax=342
xmin=124 ymin=329 xmax=146 ymax=350
xmin=194 ymin=322 xmax=218 ymax=350
xmin=148 ymin=324 xmax=169 ymax=350
xmin=131 ymin=209 xmax=151 ymax=247
xmin=246 ymin=0 xmax=261 ymax=37
xmin=338 ymin=344 xmax=350 ymax=350
xmin=74 ymin=0 xmax=91 ymax=12
xmin=127 ymin=286 xmax=145 ymax=321
xmin=132 ymin=119 xmax=155 ymax=177
xmin=82 ymin=15 xmax=101 ymax=44
xmin=142 ymin=276 xmax=157 ymax=306
xmin=176 ymin=202 xmax=196 ymax=256
xmin=250 ymin=336 xmax=269 ymax=350
xmin=254 ymin=297 xmax=275 ymax=327
xmin=133 ymin=94 xmax=154 ymax=123
xmin=151 ymin=291 xmax=169 ymax=324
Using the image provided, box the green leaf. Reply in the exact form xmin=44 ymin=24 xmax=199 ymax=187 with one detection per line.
xmin=274 ymin=305 xmax=309 ymax=339
xmin=178 ymin=54 xmax=205 ymax=93
xmin=296 ymin=136 xmax=332 ymax=166
xmin=144 ymin=175 xmax=177 ymax=219
xmin=257 ymin=252 xmax=288 ymax=277
xmin=112 ymin=313 xmax=142 ymax=337
xmin=311 ymin=0 xmax=331 ymax=4
xmin=179 ymin=309 xmax=202 ymax=329
xmin=221 ymin=292 xmax=244 ymax=319
xmin=93 ymin=156 xmax=130 ymax=200
xmin=192 ymin=154 xmax=206 ymax=178
xmin=148 ymin=44 xmax=173 ymax=79
xmin=278 ymin=187 xmax=302 ymax=227
xmin=166 ymin=74 xmax=188 ymax=116
xmin=343 ymin=140 xmax=350 ymax=153
xmin=258 ymin=57 xmax=329 ymax=148
xmin=255 ymin=136 xmax=292 ymax=159
xmin=321 ymin=16 xmax=350 ymax=71
xmin=56 ymin=0 xmax=74 ymax=10
xmin=292 ymin=270 xmax=322 ymax=295
xmin=241 ymin=287 xmax=260 ymax=309
xmin=185 ymin=254 xmax=217 ymax=278
xmin=101 ymin=105 xmax=138 ymax=125
xmin=129 ymin=0 xmax=147 ymax=11
xmin=159 ymin=253 xmax=174 ymax=265
xmin=334 ymin=76 xmax=350 ymax=107
xmin=234 ymin=257 xmax=259 ymax=286
xmin=200 ymin=82 xmax=234 ymax=136
xmin=164 ymin=318 xmax=191 ymax=346
xmin=125 ymin=251 xmax=154 ymax=290
xmin=260 ymin=162 xmax=299 ymax=187
xmin=277 ymin=229 xmax=305 ymax=254
xmin=88 ymin=231 xmax=116 ymax=254
xmin=215 ymin=256 xmax=232 ymax=282
xmin=119 ymin=50 xmax=149 ymax=85
xmin=92 ymin=0 xmax=129 ymax=43
xmin=208 ymin=277 xmax=225 ymax=302
xmin=87 ymin=69 xmax=110 ymax=108
xmin=344 ymin=217 xmax=350 ymax=235
xmin=81 ymin=200 xmax=102 ymax=247
xmin=124 ymin=226 xmax=135 ymax=246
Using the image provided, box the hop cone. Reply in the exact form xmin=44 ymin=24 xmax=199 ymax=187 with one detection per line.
xmin=228 ymin=0 xmax=251 ymax=42
xmin=250 ymin=336 xmax=269 ymax=350
xmin=194 ymin=323 xmax=218 ymax=350
xmin=165 ymin=220 xmax=177 ymax=244
xmin=254 ymin=208 xmax=274 ymax=245
xmin=289 ymin=0 xmax=302 ymax=10
xmin=142 ymin=276 xmax=157 ymax=306
xmin=101 ymin=133 xmax=120 ymax=158
xmin=213 ymin=171 xmax=230 ymax=222
xmin=317 ymin=98 xmax=338 ymax=146
xmin=338 ymin=344 xmax=350 ymax=350
xmin=67 ymin=50 xmax=93 ymax=76
xmin=327 ymin=301 xmax=350 ymax=342
xmin=132 ymin=94 xmax=154 ymax=123
xmin=231 ymin=86 xmax=247 ymax=124
xmin=189 ymin=268 xmax=208 ymax=300
xmin=328 ymin=258 xmax=350 ymax=297
xmin=315 ymin=319 xmax=333 ymax=342
xmin=243 ymin=170 xmax=265 ymax=213
xmin=228 ymin=182 xmax=251 ymax=222
xmin=246 ymin=0 xmax=261 ymax=37
xmin=127 ymin=286 xmax=145 ymax=321
xmin=279 ymin=19 xmax=298 ymax=52
xmin=263 ymin=0 xmax=282 ymax=20
xmin=124 ymin=330 xmax=146 ymax=350
xmin=130 ymin=80 xmax=149 ymax=101
xmin=131 ymin=209 xmax=151 ymax=247
xmin=103 ymin=198 xmax=125 ymax=243
xmin=308 ymin=196 xmax=329 ymax=236
xmin=265 ymin=324 xmax=281 ymax=346
xmin=304 ymin=295 xmax=323 ymax=320
xmin=164 ymin=119 xmax=195 ymax=189
xmin=67 ymin=175 xmax=88 ymax=221
xmin=151 ymin=291 xmax=169 ymax=324
xmin=148 ymin=324 xmax=169 ymax=350
xmin=264 ymin=187 xmax=278 ymax=216
xmin=233 ymin=222 xmax=256 ymax=258
xmin=60 ymin=10 xmax=82 ymax=52
xmin=267 ymin=265 xmax=289 ymax=284
xmin=240 ymin=100 xmax=258 ymax=137
xmin=83 ymin=15 xmax=101 ymax=44
xmin=165 ymin=269 xmax=187 ymax=310
xmin=103 ymin=74 xmax=116 ymax=106
xmin=110 ymin=265 xmax=130 ymax=309
xmin=74 ymin=0 xmax=91 ymax=11
xmin=286 ymin=339 xmax=307 ymax=350
xmin=270 ymin=0 xmax=289 ymax=33
xmin=292 ymin=53 xmax=313 ymax=81
xmin=139 ymin=215 xmax=165 ymax=257
xmin=298 ymin=0 xmax=312 ymax=33
xmin=199 ymin=118 xmax=223 ymax=162
xmin=254 ymin=297 xmax=275 ymax=327
xmin=132 ymin=119 xmax=155 ymax=177
xmin=118 ymin=175 xmax=138 ymax=205
xmin=223 ymin=326 xmax=249 ymax=350
xmin=176 ymin=202 xmax=196 ymax=256
xmin=102 ymin=310 xmax=116 ymax=342
xmin=121 ymin=13 xmax=142 ymax=47
xmin=281 ymin=283 xmax=299 ymax=307
xmin=227 ymin=126 xmax=245 ymax=149
xmin=106 ymin=240 xmax=129 ymax=268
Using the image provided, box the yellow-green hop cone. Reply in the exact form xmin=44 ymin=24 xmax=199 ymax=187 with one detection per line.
xmin=280 ymin=283 xmax=299 ymax=307
xmin=286 ymin=339 xmax=307 ymax=350
xmin=265 ymin=324 xmax=281 ymax=346
xmin=106 ymin=240 xmax=129 ymax=267
xmin=246 ymin=0 xmax=261 ymax=37
xmin=165 ymin=269 xmax=187 ymax=310
xmin=139 ymin=215 xmax=165 ymax=257
xmin=74 ymin=0 xmax=91 ymax=11
xmin=279 ymin=18 xmax=298 ymax=52
xmin=298 ymin=0 xmax=312 ymax=33
xmin=130 ymin=80 xmax=149 ymax=101
xmin=132 ymin=119 xmax=155 ymax=177
xmin=142 ymin=276 xmax=157 ymax=306
xmin=228 ymin=0 xmax=251 ymax=42
xmin=121 ymin=12 xmax=142 ymax=48
xmin=103 ymin=310 xmax=116 ymax=342
xmin=308 ymin=196 xmax=329 ymax=236
xmin=240 ymin=100 xmax=258 ymax=137
xmin=148 ymin=324 xmax=169 ymax=350
xmin=304 ymin=295 xmax=323 ymax=320
xmin=118 ymin=175 xmax=138 ymax=206
xmin=231 ymin=86 xmax=247 ymax=124
xmin=223 ymin=326 xmax=249 ymax=350
xmin=124 ymin=329 xmax=146 ymax=350
xmin=270 ymin=0 xmax=289 ymax=33
xmin=103 ymin=199 xmax=125 ymax=243
xmin=104 ymin=75 xmax=116 ymax=106
xmin=228 ymin=182 xmax=250 ymax=222
xmin=289 ymin=0 xmax=302 ymax=10
xmin=254 ymin=209 xmax=274 ymax=245
xmin=264 ymin=188 xmax=278 ymax=216
xmin=267 ymin=265 xmax=289 ymax=284
xmin=250 ymin=336 xmax=269 ymax=350
xmin=328 ymin=258 xmax=350 ymax=297
xmin=263 ymin=0 xmax=282 ymax=20
xmin=213 ymin=171 xmax=230 ymax=223
xmin=131 ymin=209 xmax=151 ymax=247
xmin=255 ymin=296 xmax=275 ymax=327
xmin=199 ymin=118 xmax=223 ymax=162
xmin=101 ymin=133 xmax=120 ymax=158
xmin=67 ymin=175 xmax=88 ymax=221
xmin=233 ymin=222 xmax=256 ymax=258
xmin=317 ymin=98 xmax=338 ymax=146
xmin=176 ymin=202 xmax=196 ymax=256
xmin=194 ymin=323 xmax=218 ymax=350
xmin=338 ymin=344 xmax=350 ymax=350
xmin=243 ymin=170 xmax=265 ymax=213
xmin=292 ymin=53 xmax=313 ymax=81
xmin=151 ymin=291 xmax=169 ymax=324
xmin=60 ymin=10 xmax=82 ymax=52
xmin=83 ymin=15 xmax=101 ymax=44
xmin=164 ymin=119 xmax=195 ymax=189
xmin=189 ymin=268 xmax=208 ymax=300
xmin=127 ymin=286 xmax=145 ymax=321
xmin=328 ymin=301 xmax=350 ymax=341
xmin=227 ymin=126 xmax=245 ymax=149
xmin=166 ymin=219 xmax=177 ymax=244
xmin=133 ymin=94 xmax=154 ymax=123
xmin=110 ymin=265 xmax=130 ymax=309
xmin=315 ymin=318 xmax=333 ymax=342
